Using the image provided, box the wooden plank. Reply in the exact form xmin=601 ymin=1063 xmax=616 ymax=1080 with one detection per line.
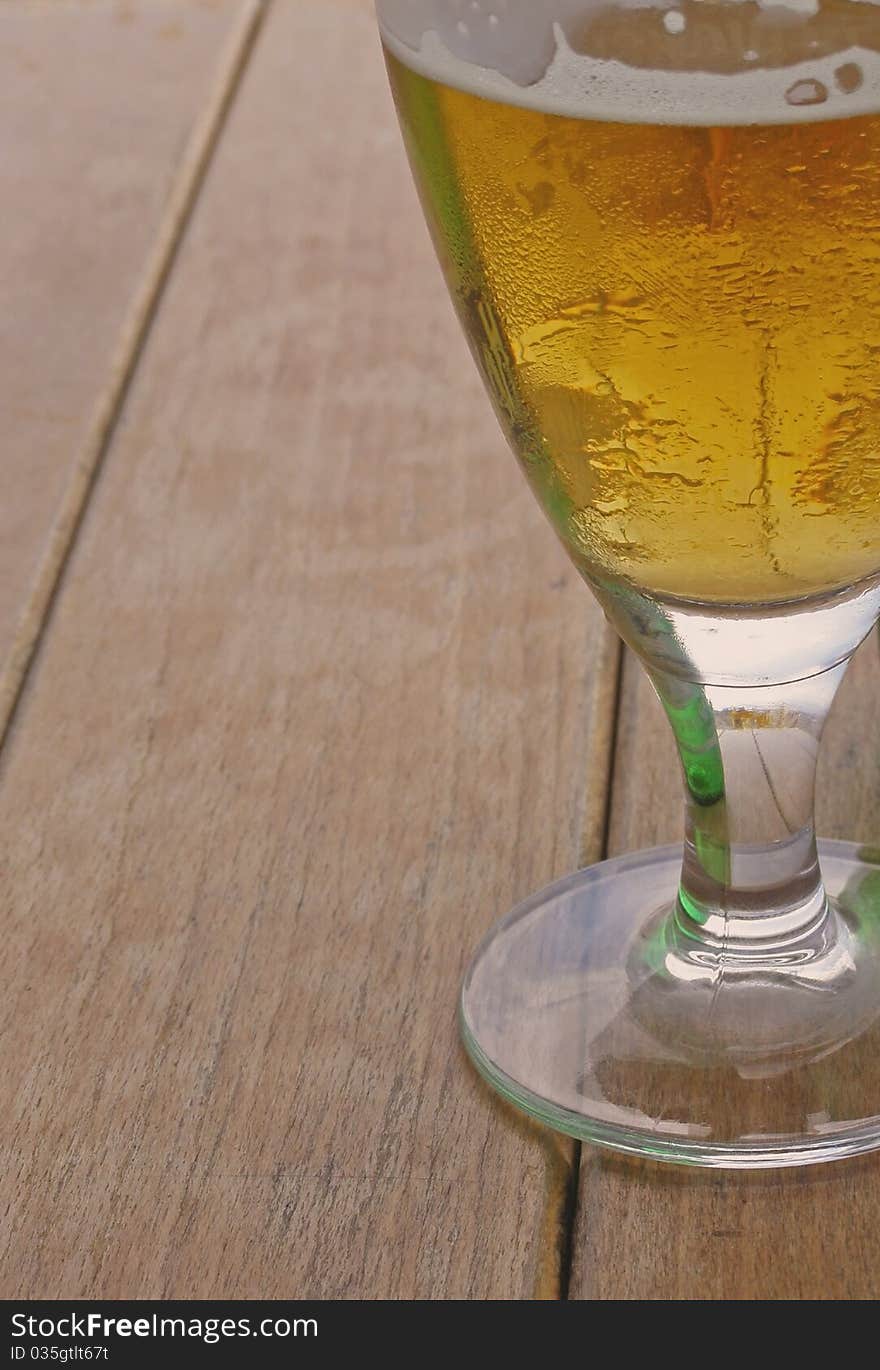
xmin=0 ymin=0 xmax=255 ymax=722
xmin=0 ymin=0 xmax=618 ymax=1297
xmin=570 ymin=637 xmax=880 ymax=1300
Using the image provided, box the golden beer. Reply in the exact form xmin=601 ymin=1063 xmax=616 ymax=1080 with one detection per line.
xmin=385 ymin=48 xmax=880 ymax=604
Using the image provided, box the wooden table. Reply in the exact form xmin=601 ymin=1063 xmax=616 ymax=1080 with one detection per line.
xmin=4 ymin=0 xmax=880 ymax=1301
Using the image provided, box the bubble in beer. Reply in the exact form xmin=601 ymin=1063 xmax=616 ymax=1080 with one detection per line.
xmin=784 ymin=78 xmax=828 ymax=106
xmin=835 ymin=62 xmax=864 ymax=93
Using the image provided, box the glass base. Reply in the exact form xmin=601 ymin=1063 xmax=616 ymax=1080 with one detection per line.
xmin=460 ymin=841 xmax=880 ymax=1168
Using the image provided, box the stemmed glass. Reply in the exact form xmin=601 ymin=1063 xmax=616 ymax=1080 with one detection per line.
xmin=377 ymin=0 xmax=880 ymax=1165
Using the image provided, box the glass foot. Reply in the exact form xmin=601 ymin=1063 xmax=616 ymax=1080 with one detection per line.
xmin=460 ymin=841 xmax=880 ymax=1168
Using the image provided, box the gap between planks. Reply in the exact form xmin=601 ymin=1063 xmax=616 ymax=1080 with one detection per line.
xmin=540 ymin=629 xmax=624 ymax=1299
xmin=0 ymin=0 xmax=270 ymax=758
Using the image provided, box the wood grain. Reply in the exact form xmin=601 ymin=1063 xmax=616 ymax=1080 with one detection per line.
xmin=0 ymin=0 xmax=252 ymax=711
xmin=571 ymin=638 xmax=880 ymax=1300
xmin=0 ymin=0 xmax=618 ymax=1298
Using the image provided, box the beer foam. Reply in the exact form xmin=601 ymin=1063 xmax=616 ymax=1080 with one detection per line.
xmin=377 ymin=0 xmax=880 ymax=124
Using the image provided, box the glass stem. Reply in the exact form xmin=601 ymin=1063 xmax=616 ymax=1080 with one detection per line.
xmin=648 ymin=660 xmax=848 ymax=956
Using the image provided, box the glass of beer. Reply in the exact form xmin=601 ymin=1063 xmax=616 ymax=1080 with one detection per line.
xmin=377 ymin=0 xmax=880 ymax=1166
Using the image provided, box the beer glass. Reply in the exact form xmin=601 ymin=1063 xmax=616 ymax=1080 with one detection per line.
xmin=377 ymin=0 xmax=880 ymax=1166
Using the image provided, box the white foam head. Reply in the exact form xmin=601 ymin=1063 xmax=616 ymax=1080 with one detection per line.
xmin=377 ymin=0 xmax=880 ymax=124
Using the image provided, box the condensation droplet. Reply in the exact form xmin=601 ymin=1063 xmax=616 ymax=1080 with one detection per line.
xmin=835 ymin=62 xmax=864 ymax=94
xmin=743 ymin=49 xmax=758 ymax=62
xmin=784 ymin=78 xmax=828 ymax=107
xmin=663 ymin=10 xmax=686 ymax=34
